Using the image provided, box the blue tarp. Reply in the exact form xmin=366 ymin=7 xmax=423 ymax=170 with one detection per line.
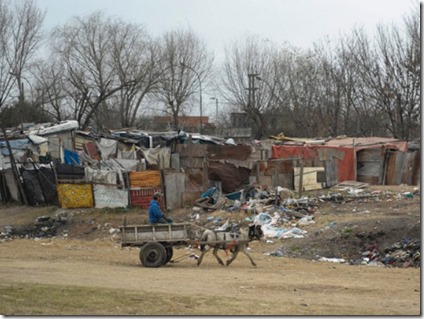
xmin=0 ymin=138 xmax=30 ymax=156
xmin=64 ymin=148 xmax=81 ymax=165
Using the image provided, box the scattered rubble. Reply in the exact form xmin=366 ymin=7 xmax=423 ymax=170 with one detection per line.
xmin=0 ymin=183 xmax=420 ymax=269
xmin=351 ymin=238 xmax=421 ymax=268
xmin=1 ymin=213 xmax=67 ymax=241
xmin=191 ymin=183 xmax=420 ymax=269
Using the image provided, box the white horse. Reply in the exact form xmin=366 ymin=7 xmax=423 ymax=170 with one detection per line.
xmin=196 ymin=224 xmax=263 ymax=267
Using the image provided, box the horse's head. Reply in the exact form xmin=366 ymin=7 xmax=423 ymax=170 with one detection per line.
xmin=248 ymin=223 xmax=264 ymax=241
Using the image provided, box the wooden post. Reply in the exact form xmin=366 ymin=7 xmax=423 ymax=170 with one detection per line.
xmin=202 ymin=158 xmax=208 ymax=192
xmin=256 ymin=160 xmax=260 ymax=184
xmin=160 ymin=169 xmax=167 ymax=210
xmin=298 ymin=159 xmax=304 ymax=196
xmin=30 ymin=160 xmax=47 ymax=204
xmin=352 ymin=138 xmax=357 ymax=181
xmin=188 ymin=134 xmax=193 ymax=167
xmin=274 ymin=160 xmax=279 ymax=188
xmin=0 ymin=124 xmax=28 ymax=205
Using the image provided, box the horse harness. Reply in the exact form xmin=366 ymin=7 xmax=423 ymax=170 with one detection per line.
xmin=218 ymin=231 xmax=241 ymax=251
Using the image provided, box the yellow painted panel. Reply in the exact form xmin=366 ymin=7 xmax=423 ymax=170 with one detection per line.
xmin=57 ymin=183 xmax=94 ymax=208
xmin=294 ymin=167 xmax=325 ymax=191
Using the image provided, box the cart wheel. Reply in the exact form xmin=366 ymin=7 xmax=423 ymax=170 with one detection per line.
xmin=139 ymin=242 xmax=166 ymax=267
xmin=162 ymin=243 xmax=173 ymax=265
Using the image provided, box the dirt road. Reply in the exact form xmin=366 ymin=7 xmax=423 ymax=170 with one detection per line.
xmin=0 ymin=237 xmax=420 ymax=315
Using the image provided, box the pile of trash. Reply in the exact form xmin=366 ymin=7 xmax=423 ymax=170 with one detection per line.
xmin=0 ymin=210 xmax=121 ymax=242
xmin=318 ymin=186 xmax=420 ymax=204
xmin=1 ymin=213 xmax=68 ymax=241
xmin=267 ymin=239 xmax=421 ymax=269
xmin=191 ymin=185 xmax=317 ymax=239
xmin=190 ymin=183 xmax=420 ymax=269
xmin=351 ymin=239 xmax=421 ymax=268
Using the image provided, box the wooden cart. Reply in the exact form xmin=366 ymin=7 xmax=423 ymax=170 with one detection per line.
xmin=120 ymin=222 xmax=195 ymax=267
xmin=120 ymin=222 xmax=249 ymax=267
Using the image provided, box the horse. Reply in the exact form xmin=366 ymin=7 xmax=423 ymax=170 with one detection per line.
xmin=196 ymin=223 xmax=264 ymax=267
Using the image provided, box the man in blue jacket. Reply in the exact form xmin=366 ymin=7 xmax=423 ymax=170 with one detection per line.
xmin=148 ymin=192 xmax=173 ymax=224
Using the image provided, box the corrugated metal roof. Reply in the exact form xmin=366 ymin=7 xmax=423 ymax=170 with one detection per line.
xmin=325 ymin=137 xmax=403 ymax=147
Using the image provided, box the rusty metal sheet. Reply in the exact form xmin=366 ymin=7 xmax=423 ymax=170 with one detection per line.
xmin=324 ymin=159 xmax=338 ymax=187
xmin=208 ymin=161 xmax=251 ymax=194
xmin=356 ymin=148 xmax=383 ymax=162
xmin=84 ymin=142 xmax=101 ymax=161
xmin=356 ymin=149 xmax=383 ymax=185
xmin=184 ymin=168 xmax=203 ymax=192
xmin=129 ymin=187 xmax=162 ymax=208
xmin=384 ymin=151 xmax=405 ymax=185
xmin=181 ymin=168 xmax=203 ymax=206
xmin=317 ymin=148 xmax=345 ymax=161
xmin=180 ymin=157 xmax=204 ymax=169
xmin=129 ymin=170 xmax=161 ymax=188
xmin=404 ymin=150 xmax=421 ymax=185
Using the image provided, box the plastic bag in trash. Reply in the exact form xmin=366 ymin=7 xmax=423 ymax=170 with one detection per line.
xmin=254 ymin=213 xmax=272 ymax=225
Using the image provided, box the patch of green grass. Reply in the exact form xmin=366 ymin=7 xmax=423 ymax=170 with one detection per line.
xmin=342 ymin=226 xmax=353 ymax=238
xmin=288 ymin=245 xmax=300 ymax=253
xmin=343 ymin=226 xmax=352 ymax=233
xmin=0 ymin=282 xmax=253 ymax=315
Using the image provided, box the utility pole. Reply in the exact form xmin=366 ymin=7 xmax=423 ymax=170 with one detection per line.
xmin=245 ymin=73 xmax=260 ymax=131
xmin=246 ymin=73 xmax=259 ymax=108
xmin=180 ymin=62 xmax=203 ymax=134
xmin=19 ymin=82 xmax=24 ymax=133
xmin=210 ymin=97 xmax=218 ymax=120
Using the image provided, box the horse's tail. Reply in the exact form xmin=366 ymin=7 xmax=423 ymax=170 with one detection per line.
xmin=200 ymin=230 xmax=216 ymax=250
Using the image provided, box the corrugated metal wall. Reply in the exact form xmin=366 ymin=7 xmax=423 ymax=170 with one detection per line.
xmin=128 ymin=170 xmax=162 ymax=208
xmin=356 ymin=149 xmax=383 ymax=185
xmin=208 ymin=161 xmax=251 ymax=194
xmin=129 ymin=171 xmax=161 ymax=188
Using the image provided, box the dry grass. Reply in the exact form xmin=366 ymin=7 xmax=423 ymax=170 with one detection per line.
xmin=0 ymin=282 xmax=244 ymax=315
xmin=0 ymin=204 xmax=58 ymax=226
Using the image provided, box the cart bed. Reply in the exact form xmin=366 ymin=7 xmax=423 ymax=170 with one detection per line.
xmin=120 ymin=222 xmax=191 ymax=246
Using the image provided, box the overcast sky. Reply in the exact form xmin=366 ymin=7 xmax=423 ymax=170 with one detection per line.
xmin=34 ymin=0 xmax=417 ymax=117
xmin=37 ymin=0 xmax=416 ymax=61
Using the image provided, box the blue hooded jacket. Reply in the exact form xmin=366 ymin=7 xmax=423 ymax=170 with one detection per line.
xmin=148 ymin=199 xmax=164 ymax=223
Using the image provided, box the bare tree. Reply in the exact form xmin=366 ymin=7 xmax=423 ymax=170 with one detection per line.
xmin=0 ymin=1 xmax=15 ymax=112
xmin=31 ymin=58 xmax=71 ymax=122
xmin=348 ymin=5 xmax=420 ymax=140
xmin=220 ymin=35 xmax=282 ymax=139
xmin=104 ymin=19 xmax=161 ymax=128
xmin=51 ymin=12 xmax=138 ymax=130
xmin=0 ymin=0 xmax=45 ymax=122
xmin=311 ymin=38 xmax=373 ymax=137
xmin=153 ymin=28 xmax=213 ymax=131
xmin=285 ymin=49 xmax=322 ymax=137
